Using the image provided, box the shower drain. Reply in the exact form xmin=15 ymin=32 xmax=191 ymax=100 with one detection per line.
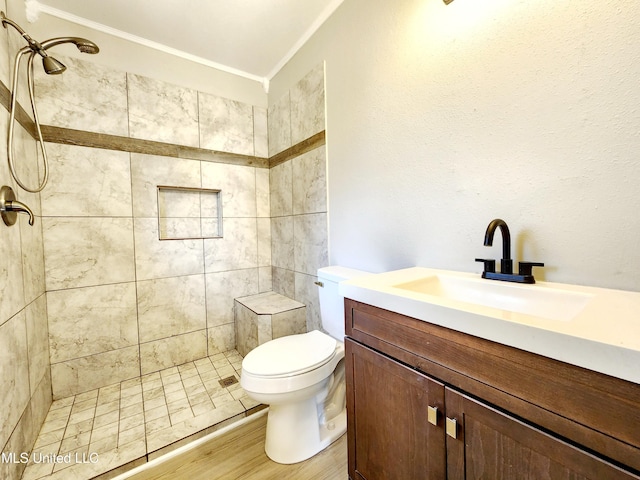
xmin=219 ymin=375 xmax=238 ymax=388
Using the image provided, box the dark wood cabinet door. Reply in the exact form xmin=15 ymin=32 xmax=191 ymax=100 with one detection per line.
xmin=445 ymin=387 xmax=640 ymax=480
xmin=346 ymin=339 xmax=446 ymax=480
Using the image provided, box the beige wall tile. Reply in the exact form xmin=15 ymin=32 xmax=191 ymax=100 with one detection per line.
xmin=137 ymin=275 xmax=206 ymax=343
xmin=294 ymin=213 xmax=328 ymax=276
xmin=268 ymin=92 xmax=291 ymax=157
xmin=292 ymin=146 xmax=327 ymax=215
xmin=205 ymin=269 xmax=259 ymax=328
xmin=201 ymin=162 xmax=256 ymax=217
xmin=51 ymin=346 xmax=140 ymax=399
xmin=130 ymin=154 xmax=201 ymax=218
xmin=257 ymin=218 xmax=272 ymax=267
xmin=258 ymin=266 xmax=272 ymax=293
xmin=41 ymin=144 xmax=132 ymax=217
xmin=272 ymin=308 xmax=307 ymax=339
xmin=47 ymin=283 xmax=138 ymax=363
xmin=127 ymin=73 xmax=199 ymax=147
xmin=290 ymin=62 xmax=325 ymax=145
xmin=199 ymin=92 xmax=254 ymax=155
xmin=133 ymin=218 xmax=204 ymax=280
xmin=269 ymin=161 xmax=292 ymax=217
xmin=0 ymin=209 xmax=25 ymax=323
xmin=255 ymin=168 xmax=270 ymax=218
xmin=207 ymin=324 xmax=235 ymax=356
xmin=0 ymin=312 xmax=30 ymax=450
xmin=295 ymin=272 xmax=323 ymax=332
xmin=43 ymin=217 xmax=135 ymax=290
xmin=19 ymin=206 xmax=45 ymax=304
xmin=270 ymin=217 xmax=294 ymax=270
xmin=140 ymin=331 xmax=207 ymax=375
xmin=204 ymin=218 xmax=257 ymax=272
xmin=253 ymin=106 xmax=268 ymax=158
xmin=34 ymin=55 xmax=128 ymax=136
xmin=234 ymin=302 xmax=257 ymax=357
xmin=25 ymin=295 xmax=50 ymax=393
xmin=271 ymin=266 xmax=295 ymax=299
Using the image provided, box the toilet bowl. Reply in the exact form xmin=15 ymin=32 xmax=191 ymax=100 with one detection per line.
xmin=241 ymin=330 xmax=346 ymax=464
xmin=240 ymin=266 xmax=369 ymax=464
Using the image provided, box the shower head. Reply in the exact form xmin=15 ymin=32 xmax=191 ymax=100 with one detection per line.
xmin=1 ymin=11 xmax=99 ymax=74
xmin=37 ymin=38 xmax=99 ymax=75
xmin=2 ymin=11 xmax=101 ymax=192
xmin=40 ymin=37 xmax=100 ymax=55
xmin=42 ymin=55 xmax=66 ymax=75
xmin=76 ymin=40 xmax=100 ymax=54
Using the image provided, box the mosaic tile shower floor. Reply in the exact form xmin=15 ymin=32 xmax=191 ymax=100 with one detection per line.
xmin=22 ymin=350 xmax=261 ymax=480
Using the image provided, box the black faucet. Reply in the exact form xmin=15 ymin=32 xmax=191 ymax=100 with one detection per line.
xmin=475 ymin=218 xmax=544 ymax=284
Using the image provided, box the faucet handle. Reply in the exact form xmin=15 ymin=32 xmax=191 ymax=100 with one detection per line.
xmin=518 ymin=261 xmax=544 ymax=276
xmin=1 ymin=185 xmax=35 ymax=226
xmin=475 ymin=258 xmax=496 ymax=273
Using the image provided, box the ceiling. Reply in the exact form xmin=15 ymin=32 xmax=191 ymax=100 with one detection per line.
xmin=29 ymin=0 xmax=344 ymax=81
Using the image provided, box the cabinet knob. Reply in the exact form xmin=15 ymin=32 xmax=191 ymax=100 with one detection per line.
xmin=427 ymin=405 xmax=439 ymax=426
xmin=446 ymin=417 xmax=457 ymax=439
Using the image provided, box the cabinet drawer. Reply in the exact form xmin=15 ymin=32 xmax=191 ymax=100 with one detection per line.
xmin=345 ymin=298 xmax=640 ymax=473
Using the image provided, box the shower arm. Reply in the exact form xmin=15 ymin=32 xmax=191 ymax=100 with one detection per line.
xmin=1 ymin=12 xmax=48 ymax=57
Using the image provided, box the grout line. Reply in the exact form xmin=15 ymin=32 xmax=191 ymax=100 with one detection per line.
xmin=30 ymin=351 xmax=250 ymax=479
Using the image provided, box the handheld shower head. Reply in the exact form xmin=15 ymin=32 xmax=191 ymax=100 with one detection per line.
xmin=76 ymin=40 xmax=100 ymax=54
xmin=36 ymin=38 xmax=98 ymax=75
xmin=37 ymin=37 xmax=99 ymax=75
xmin=40 ymin=37 xmax=100 ymax=54
xmin=2 ymin=11 xmax=100 ymax=192
xmin=2 ymin=12 xmax=99 ymax=75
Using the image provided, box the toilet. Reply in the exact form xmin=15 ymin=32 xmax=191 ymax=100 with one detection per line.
xmin=240 ymin=266 xmax=369 ymax=464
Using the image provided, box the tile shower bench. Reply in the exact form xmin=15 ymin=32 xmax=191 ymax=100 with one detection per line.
xmin=235 ymin=292 xmax=307 ymax=357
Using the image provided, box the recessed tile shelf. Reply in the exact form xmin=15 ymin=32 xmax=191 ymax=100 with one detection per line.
xmin=157 ymin=186 xmax=222 ymax=240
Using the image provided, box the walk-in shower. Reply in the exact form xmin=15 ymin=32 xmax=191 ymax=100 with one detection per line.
xmin=1 ymin=11 xmax=99 ymax=193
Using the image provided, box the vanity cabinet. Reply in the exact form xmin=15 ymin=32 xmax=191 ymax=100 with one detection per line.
xmin=344 ymin=299 xmax=640 ymax=480
xmin=348 ymin=339 xmax=445 ymax=479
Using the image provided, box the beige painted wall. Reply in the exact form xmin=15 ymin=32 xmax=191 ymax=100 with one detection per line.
xmin=271 ymin=0 xmax=640 ymax=291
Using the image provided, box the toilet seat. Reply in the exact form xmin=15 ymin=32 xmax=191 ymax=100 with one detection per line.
xmin=242 ymin=330 xmax=337 ymax=378
xmin=241 ymin=331 xmax=345 ymax=395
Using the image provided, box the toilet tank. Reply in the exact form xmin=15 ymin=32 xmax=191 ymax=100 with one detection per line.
xmin=317 ymin=266 xmax=370 ymax=340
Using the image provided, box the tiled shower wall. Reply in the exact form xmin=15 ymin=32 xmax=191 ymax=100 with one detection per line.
xmin=268 ymin=64 xmax=328 ymax=332
xmin=33 ymin=55 xmax=272 ymax=399
xmin=0 ymin=0 xmax=53 ymax=476
xmin=33 ymin=56 xmax=328 ymax=399
xmin=1 ymin=14 xmax=327 ymax=474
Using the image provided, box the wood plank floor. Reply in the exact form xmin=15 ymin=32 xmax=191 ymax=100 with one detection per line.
xmin=127 ymin=413 xmax=348 ymax=480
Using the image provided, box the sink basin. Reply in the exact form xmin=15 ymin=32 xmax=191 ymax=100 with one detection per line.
xmin=393 ymin=274 xmax=592 ymax=321
xmin=339 ymin=267 xmax=640 ymax=384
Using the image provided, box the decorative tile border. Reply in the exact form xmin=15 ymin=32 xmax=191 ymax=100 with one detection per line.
xmin=40 ymin=125 xmax=269 ymax=168
xmin=268 ymin=131 xmax=325 ymax=168
xmin=0 ymin=82 xmax=325 ymax=170
xmin=0 ymin=82 xmax=37 ymax=138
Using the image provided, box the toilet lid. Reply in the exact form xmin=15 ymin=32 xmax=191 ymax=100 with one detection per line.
xmin=242 ymin=330 xmax=337 ymax=377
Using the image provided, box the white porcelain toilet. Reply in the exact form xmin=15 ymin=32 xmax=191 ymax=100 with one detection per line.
xmin=240 ymin=266 xmax=369 ymax=464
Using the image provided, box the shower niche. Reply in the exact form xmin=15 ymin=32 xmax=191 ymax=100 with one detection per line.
xmin=157 ymin=186 xmax=222 ymax=240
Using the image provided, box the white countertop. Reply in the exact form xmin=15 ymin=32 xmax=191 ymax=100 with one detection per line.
xmin=340 ymin=267 xmax=640 ymax=384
